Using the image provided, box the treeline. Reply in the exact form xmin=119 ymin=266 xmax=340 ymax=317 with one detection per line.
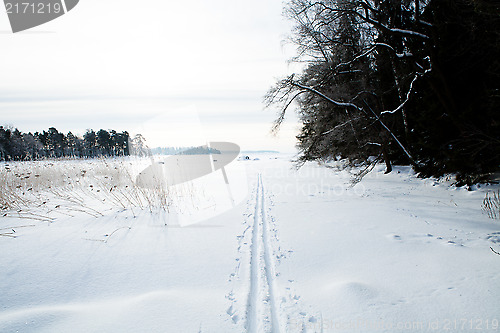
xmin=267 ymin=0 xmax=500 ymax=184
xmin=0 ymin=126 xmax=131 ymax=161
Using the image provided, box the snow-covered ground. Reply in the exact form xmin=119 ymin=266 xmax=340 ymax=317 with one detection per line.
xmin=1 ymin=154 xmax=499 ymax=332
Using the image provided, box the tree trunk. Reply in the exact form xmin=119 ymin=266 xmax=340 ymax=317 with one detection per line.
xmin=382 ymin=143 xmax=393 ymax=174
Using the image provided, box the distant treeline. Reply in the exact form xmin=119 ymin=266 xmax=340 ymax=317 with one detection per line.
xmin=0 ymin=126 xmax=132 ymax=161
xmin=151 ymin=146 xmax=221 ymax=155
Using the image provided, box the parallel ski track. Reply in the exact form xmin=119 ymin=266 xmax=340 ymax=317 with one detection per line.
xmin=246 ymin=174 xmax=281 ymax=333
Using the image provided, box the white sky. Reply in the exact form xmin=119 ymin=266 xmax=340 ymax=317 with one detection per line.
xmin=0 ymin=0 xmax=301 ymax=152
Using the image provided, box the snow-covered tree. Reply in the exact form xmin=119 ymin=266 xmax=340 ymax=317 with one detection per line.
xmin=266 ymin=0 xmax=500 ymax=183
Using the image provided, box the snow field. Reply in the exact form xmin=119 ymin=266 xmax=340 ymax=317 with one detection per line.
xmin=0 ymin=154 xmax=499 ymax=332
xmin=261 ymin=160 xmax=500 ymax=332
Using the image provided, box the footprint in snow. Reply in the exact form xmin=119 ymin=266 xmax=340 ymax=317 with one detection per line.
xmin=486 ymin=233 xmax=500 ymax=244
xmin=386 ymin=234 xmax=402 ymax=241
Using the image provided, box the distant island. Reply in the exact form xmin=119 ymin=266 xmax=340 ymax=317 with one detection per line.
xmin=241 ymin=150 xmax=280 ymax=154
xmin=151 ymin=146 xmax=221 ymax=155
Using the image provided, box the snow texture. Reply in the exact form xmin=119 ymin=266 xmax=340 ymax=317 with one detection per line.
xmin=1 ymin=155 xmax=499 ymax=332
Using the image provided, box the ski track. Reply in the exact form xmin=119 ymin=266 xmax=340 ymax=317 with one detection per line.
xmin=246 ymin=174 xmax=282 ymax=333
xmin=227 ymin=174 xmax=316 ymax=333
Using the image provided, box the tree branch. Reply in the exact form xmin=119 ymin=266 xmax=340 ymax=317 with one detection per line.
xmin=289 ymin=80 xmax=363 ymax=110
xmin=285 ymin=76 xmax=417 ymax=165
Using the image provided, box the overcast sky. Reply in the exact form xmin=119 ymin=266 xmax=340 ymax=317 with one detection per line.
xmin=0 ymin=0 xmax=300 ymax=151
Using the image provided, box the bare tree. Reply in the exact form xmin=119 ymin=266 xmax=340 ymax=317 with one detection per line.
xmin=266 ymin=0 xmax=432 ymax=174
